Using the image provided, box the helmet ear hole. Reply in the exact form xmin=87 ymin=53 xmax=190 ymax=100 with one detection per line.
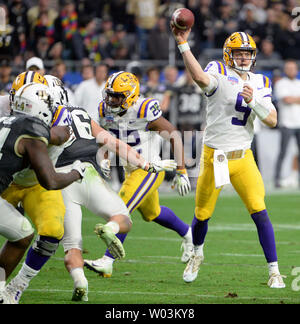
xmin=104 ymin=72 xmax=140 ymax=112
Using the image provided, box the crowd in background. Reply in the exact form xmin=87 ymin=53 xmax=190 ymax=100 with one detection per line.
xmin=1 ymin=0 xmax=300 ymax=68
xmin=1 ymin=0 xmax=300 ymax=189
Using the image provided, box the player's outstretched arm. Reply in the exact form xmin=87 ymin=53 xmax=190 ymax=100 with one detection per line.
xmin=18 ymin=138 xmax=82 ymax=190
xmin=170 ymin=23 xmax=210 ymax=88
xmin=91 ymin=120 xmax=176 ymax=173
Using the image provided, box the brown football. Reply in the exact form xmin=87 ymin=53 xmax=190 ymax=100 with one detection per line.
xmin=171 ymin=8 xmax=195 ymax=30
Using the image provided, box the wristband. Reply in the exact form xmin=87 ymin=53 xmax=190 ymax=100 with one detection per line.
xmin=247 ymin=98 xmax=270 ymax=120
xmin=178 ymin=42 xmax=190 ymax=54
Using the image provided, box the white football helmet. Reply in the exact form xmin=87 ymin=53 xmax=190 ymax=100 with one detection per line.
xmin=12 ymin=83 xmax=55 ymax=126
xmin=44 ymin=75 xmax=69 ymax=106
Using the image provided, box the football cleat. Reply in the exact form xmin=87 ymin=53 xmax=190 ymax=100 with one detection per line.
xmin=84 ymin=256 xmax=114 ymax=278
xmin=94 ymin=223 xmax=125 ymax=260
xmin=72 ymin=281 xmax=88 ymax=302
xmin=4 ymin=277 xmax=28 ymax=304
xmin=181 ymin=241 xmax=194 ymax=263
xmin=183 ymin=254 xmax=204 ymax=283
xmin=268 ymin=273 xmax=286 ymax=289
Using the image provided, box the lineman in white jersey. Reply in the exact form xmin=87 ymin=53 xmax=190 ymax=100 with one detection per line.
xmin=84 ymin=71 xmax=193 ymax=278
xmin=170 ymin=27 xmax=285 ymax=288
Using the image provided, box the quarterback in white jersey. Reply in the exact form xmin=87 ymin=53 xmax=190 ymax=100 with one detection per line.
xmin=171 ymin=26 xmax=285 ymax=289
xmin=84 ymin=71 xmax=193 ymax=278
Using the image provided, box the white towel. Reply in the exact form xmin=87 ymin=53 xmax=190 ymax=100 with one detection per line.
xmin=213 ymin=150 xmax=230 ymax=189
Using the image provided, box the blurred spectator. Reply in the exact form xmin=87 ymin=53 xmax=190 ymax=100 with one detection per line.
xmin=276 ymin=14 xmax=300 ymax=59
xmin=74 ymin=63 xmax=109 ymax=120
xmin=162 ymin=65 xmax=178 ymax=119
xmin=8 ymin=0 xmax=29 ymax=57
xmin=50 ymin=59 xmax=76 ymax=105
xmin=274 ymin=60 xmax=300 ymax=188
xmin=79 ymin=15 xmax=102 ymax=62
xmin=259 ymin=9 xmax=282 ymax=51
xmin=33 ymin=36 xmax=51 ymax=60
xmin=213 ymin=1 xmax=238 ymax=48
xmin=26 ymin=56 xmax=45 ymax=75
xmin=105 ymin=24 xmax=134 ymax=61
xmin=31 ymin=9 xmax=56 ymax=52
xmin=127 ymin=0 xmax=160 ymax=59
xmin=0 ymin=3 xmax=23 ymax=61
xmin=76 ymin=0 xmax=104 ymax=20
xmin=108 ymin=0 xmax=135 ymax=32
xmin=53 ymin=0 xmax=85 ymax=60
xmin=148 ymin=16 xmax=169 ymax=60
xmin=238 ymin=3 xmax=264 ymax=46
xmin=141 ymin=66 xmax=171 ymax=114
xmin=0 ymin=59 xmax=14 ymax=95
xmin=256 ymin=38 xmax=282 ymax=69
xmin=27 ymin=0 xmax=58 ymax=36
xmin=188 ymin=0 xmax=215 ymax=53
xmin=80 ymin=64 xmax=95 ymax=81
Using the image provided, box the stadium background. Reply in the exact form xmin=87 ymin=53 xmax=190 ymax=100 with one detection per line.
xmin=1 ymin=0 xmax=300 ymax=190
xmin=1 ymin=0 xmax=300 ymax=305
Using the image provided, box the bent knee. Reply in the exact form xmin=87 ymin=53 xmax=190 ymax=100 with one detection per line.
xmin=195 ymin=207 xmax=212 ymax=222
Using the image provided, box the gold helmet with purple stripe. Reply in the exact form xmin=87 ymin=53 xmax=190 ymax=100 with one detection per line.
xmin=223 ymin=32 xmax=257 ymax=72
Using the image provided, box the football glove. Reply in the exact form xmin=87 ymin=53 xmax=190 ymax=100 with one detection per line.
xmin=172 ymin=169 xmax=191 ymax=196
xmin=147 ymin=159 xmax=177 ymax=173
xmin=71 ymin=160 xmax=86 ymax=181
xmin=100 ymin=159 xmax=111 ymax=178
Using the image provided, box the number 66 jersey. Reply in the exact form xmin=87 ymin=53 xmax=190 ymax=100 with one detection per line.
xmin=203 ymin=60 xmax=275 ymax=152
xmin=98 ymin=97 xmax=163 ymax=173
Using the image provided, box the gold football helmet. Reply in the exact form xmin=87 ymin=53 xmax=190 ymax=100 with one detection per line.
xmin=103 ymin=71 xmax=140 ymax=114
xmin=223 ymin=32 xmax=257 ymax=72
xmin=10 ymin=71 xmax=48 ymax=105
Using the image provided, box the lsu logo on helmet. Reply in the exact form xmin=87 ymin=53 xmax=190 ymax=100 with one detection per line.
xmin=223 ymin=32 xmax=257 ymax=72
xmin=104 ymin=71 xmax=140 ymax=113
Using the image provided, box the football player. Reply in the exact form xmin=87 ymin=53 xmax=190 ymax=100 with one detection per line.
xmin=171 ymin=26 xmax=285 ymax=288
xmin=46 ymin=76 xmax=177 ymax=302
xmin=0 ymin=83 xmax=85 ymax=304
xmin=84 ymin=71 xmax=193 ymax=278
xmin=1 ymin=74 xmax=86 ymax=304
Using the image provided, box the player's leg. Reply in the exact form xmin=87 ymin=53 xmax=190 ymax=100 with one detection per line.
xmin=0 ymin=197 xmax=34 ymax=304
xmin=4 ymin=186 xmax=65 ymax=303
xmin=230 ymin=149 xmax=285 ymax=288
xmin=61 ymin=188 xmax=88 ymax=302
xmin=274 ymin=127 xmax=292 ymax=187
xmin=184 ymin=145 xmax=222 ymax=283
xmin=82 ymin=166 xmax=131 ymax=258
xmin=138 ymin=191 xmax=193 ymax=263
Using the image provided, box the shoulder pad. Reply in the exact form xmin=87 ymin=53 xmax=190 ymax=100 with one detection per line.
xmin=98 ymin=101 xmax=106 ymax=118
xmin=204 ymin=61 xmax=227 ymax=76
xmin=137 ymin=98 xmax=162 ymax=121
xmin=52 ymin=105 xmax=72 ymax=126
xmin=18 ymin=116 xmax=50 ymax=143
xmin=262 ymin=75 xmax=272 ymax=89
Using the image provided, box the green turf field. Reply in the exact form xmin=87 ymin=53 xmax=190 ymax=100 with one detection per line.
xmin=1 ymin=191 xmax=300 ymax=305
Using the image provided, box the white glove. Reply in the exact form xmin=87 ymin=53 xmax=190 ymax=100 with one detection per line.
xmin=172 ymin=169 xmax=191 ymax=196
xmin=147 ymin=160 xmax=177 ymax=173
xmin=71 ymin=160 xmax=86 ymax=181
xmin=100 ymin=159 xmax=111 ymax=178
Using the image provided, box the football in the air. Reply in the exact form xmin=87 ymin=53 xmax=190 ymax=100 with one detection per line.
xmin=171 ymin=8 xmax=195 ymax=30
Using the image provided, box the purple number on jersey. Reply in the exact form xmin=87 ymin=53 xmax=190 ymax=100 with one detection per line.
xmin=231 ymin=93 xmax=251 ymax=126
